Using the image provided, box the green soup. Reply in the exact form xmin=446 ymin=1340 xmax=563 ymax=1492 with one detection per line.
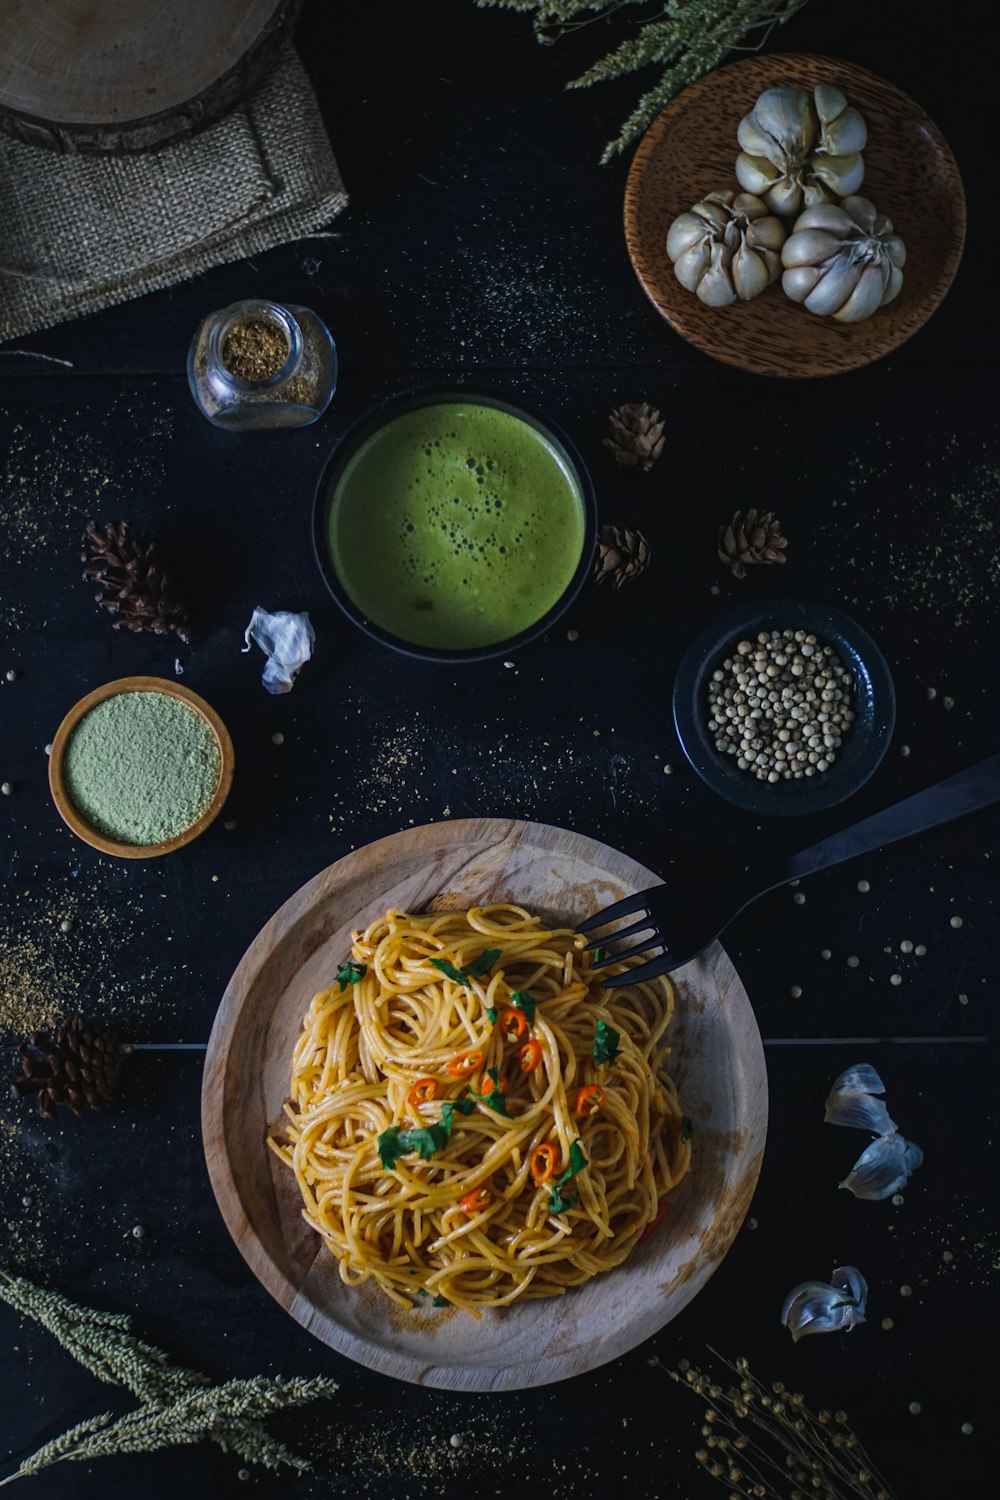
xmin=327 ymin=401 xmax=587 ymax=650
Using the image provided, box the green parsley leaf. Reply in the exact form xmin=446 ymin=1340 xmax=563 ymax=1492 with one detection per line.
xmin=378 ymin=1116 xmax=452 ymax=1169
xmin=593 ymin=1019 xmax=621 ymax=1065
xmin=548 ymin=1186 xmax=576 ymax=1214
xmin=510 ymin=991 xmax=536 ymax=1022
xmin=467 ymin=1083 xmax=511 ymax=1117
xmin=378 ymin=1127 xmax=403 ymax=1170
xmin=336 ymin=960 xmax=367 ymax=992
xmin=485 ymin=1006 xmax=498 ymax=1024
xmin=592 ymin=947 xmax=606 ymax=963
xmin=681 ymin=1115 xmax=694 ymax=1141
xmin=556 ymin=1139 xmax=588 ymax=1188
xmin=486 ymin=1066 xmax=501 ymax=1086
xmin=432 ymin=1295 xmax=447 ymax=1307
xmin=430 ymin=957 xmax=467 ymax=984
xmin=430 ymin=947 xmax=502 ymax=986
xmin=442 ymin=1097 xmax=477 ymax=1119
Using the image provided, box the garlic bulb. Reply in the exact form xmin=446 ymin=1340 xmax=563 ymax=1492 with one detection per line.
xmin=666 ymin=191 xmax=786 ymax=307
xmin=736 ymin=85 xmax=867 ymax=217
xmin=781 ymin=195 xmax=906 ymax=323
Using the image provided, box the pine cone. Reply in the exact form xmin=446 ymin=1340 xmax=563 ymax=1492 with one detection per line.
xmin=603 ymin=403 xmax=665 ymax=472
xmin=82 ymin=520 xmax=190 ymax=642
xmin=9 ymin=1013 xmax=132 ymax=1120
xmin=593 ymin=524 xmax=652 ymax=588
xmin=718 ymin=509 xmax=788 ymax=580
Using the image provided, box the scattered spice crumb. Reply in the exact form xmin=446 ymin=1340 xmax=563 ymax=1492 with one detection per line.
xmin=820 ymin=948 xmax=831 ymax=960
xmin=789 ymin=985 xmax=802 ymax=998
xmin=857 ymin=879 xmax=870 ymax=893
xmin=950 ymin=915 xmax=964 ymax=928
xmin=909 ymin=1402 xmax=922 ymax=1415
xmin=899 ymin=1284 xmax=912 ymax=1298
xmin=890 ymin=974 xmax=902 ymax=986
xmin=900 ymin=939 xmax=913 ymax=953
xmin=899 ymin=744 xmax=911 ymax=757
xmin=925 ymin=687 xmax=937 ymax=700
xmin=793 ymin=893 xmax=806 ymax=905
xmin=847 ymin=956 xmax=860 ymax=968
xmin=271 ymin=731 xmax=285 ymax=745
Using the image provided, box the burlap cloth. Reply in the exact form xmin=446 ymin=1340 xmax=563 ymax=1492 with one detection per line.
xmin=0 ymin=46 xmax=348 ymax=343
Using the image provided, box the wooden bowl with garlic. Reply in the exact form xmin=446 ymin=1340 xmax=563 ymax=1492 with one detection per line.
xmin=624 ymin=52 xmax=965 ymax=377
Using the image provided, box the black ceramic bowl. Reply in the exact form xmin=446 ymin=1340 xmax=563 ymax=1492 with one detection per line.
xmin=313 ymin=388 xmax=597 ymax=664
xmin=672 ymin=599 xmax=895 ymax=817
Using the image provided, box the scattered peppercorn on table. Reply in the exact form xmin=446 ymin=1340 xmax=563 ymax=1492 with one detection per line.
xmin=0 ymin=2 xmax=995 ymax=1498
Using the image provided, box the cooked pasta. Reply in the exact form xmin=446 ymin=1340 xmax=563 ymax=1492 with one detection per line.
xmin=269 ymin=905 xmax=690 ymax=1315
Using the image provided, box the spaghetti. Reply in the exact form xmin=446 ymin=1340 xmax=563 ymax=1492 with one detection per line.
xmin=270 ymin=905 xmax=690 ymax=1315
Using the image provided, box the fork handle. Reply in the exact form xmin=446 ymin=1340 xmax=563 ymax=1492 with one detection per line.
xmin=766 ymin=751 xmax=1000 ymax=889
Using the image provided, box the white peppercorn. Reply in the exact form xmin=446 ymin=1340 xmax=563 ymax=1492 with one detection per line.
xmin=706 ymin=630 xmax=855 ymax=783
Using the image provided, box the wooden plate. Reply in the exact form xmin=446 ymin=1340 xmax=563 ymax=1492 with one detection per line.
xmin=202 ymin=819 xmax=766 ymax=1390
xmin=624 ymin=53 xmax=966 ymax=377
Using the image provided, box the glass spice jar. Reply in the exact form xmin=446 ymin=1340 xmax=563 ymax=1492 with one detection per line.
xmin=187 ymin=298 xmax=337 ymax=430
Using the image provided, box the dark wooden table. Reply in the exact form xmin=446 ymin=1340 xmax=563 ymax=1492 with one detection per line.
xmin=1 ymin=3 xmax=996 ymax=1497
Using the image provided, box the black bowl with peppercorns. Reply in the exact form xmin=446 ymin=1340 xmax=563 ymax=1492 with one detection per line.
xmin=672 ymin=599 xmax=896 ymax=816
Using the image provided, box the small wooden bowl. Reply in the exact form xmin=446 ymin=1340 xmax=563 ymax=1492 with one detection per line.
xmin=624 ymin=53 xmax=967 ymax=377
xmin=49 ymin=676 xmax=235 ymax=859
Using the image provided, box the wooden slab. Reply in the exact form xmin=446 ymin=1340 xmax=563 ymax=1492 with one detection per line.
xmin=0 ymin=0 xmax=301 ymax=153
xmin=624 ymin=53 xmax=966 ymax=377
xmin=201 ymin=819 xmax=767 ymax=1390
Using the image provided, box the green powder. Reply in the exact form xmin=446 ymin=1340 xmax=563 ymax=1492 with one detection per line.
xmin=64 ymin=692 xmax=222 ymax=846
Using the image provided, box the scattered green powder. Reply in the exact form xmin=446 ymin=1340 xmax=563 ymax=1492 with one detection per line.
xmin=64 ymin=692 xmax=221 ymax=846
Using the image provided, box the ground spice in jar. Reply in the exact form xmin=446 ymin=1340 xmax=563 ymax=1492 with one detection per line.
xmin=63 ymin=692 xmax=221 ymax=845
xmin=221 ymin=319 xmax=290 ymax=381
xmin=707 ymin=628 xmax=856 ymax=782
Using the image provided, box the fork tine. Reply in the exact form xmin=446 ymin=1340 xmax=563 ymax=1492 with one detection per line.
xmin=591 ymin=938 xmax=662 ymax=970
xmin=581 ymin=914 xmax=656 ymax=951
xmin=599 ymin=952 xmax=674 ymax=987
xmin=575 ymin=891 xmax=649 ymax=934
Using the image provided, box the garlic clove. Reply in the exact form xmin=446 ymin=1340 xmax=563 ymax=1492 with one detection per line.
xmin=781 ymin=264 xmax=822 ymax=302
xmin=735 ymin=151 xmax=780 ymax=196
xmin=840 ymin=195 xmax=879 ymax=232
xmin=811 ymin=151 xmax=865 ymax=198
xmin=812 ymin=83 xmax=849 ymax=126
xmin=736 ymin=115 xmax=781 ymax=159
xmin=731 ymin=242 xmax=771 ymax=301
xmin=746 ymin=215 xmax=787 ymax=254
xmin=824 ymin=1087 xmax=898 ymax=1136
xmin=884 ymin=263 xmax=905 ymax=305
xmin=817 ymin=104 xmax=868 ymax=157
xmin=831 ymin=1265 xmax=868 ymax=1311
xmin=830 ymin=1064 xmax=887 ymax=1095
xmin=781 ymin=227 xmax=842 ymax=267
xmin=697 ymin=197 xmax=734 ymax=231
xmin=883 ymin=234 xmax=907 ymax=269
xmin=834 ymin=263 xmax=887 ymax=322
xmin=792 ymin=202 xmax=853 ymax=235
xmin=763 ymin=176 xmax=805 ymax=219
xmin=840 ymin=1133 xmax=923 ymax=1199
xmin=749 ymin=87 xmax=818 ymax=155
xmin=667 ymin=213 xmax=711 ymax=261
xmin=672 ymin=240 xmax=712 ymax=293
xmin=781 ymin=1279 xmax=865 ymax=1342
xmin=696 ymin=242 xmax=736 ymax=307
xmin=804 ymin=255 xmax=863 ymax=318
xmin=802 ymin=178 xmax=837 ymax=208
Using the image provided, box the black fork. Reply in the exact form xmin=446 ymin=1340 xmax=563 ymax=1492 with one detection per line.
xmin=578 ymin=751 xmax=1000 ymax=985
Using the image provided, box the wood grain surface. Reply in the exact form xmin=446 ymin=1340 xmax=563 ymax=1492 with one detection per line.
xmin=0 ymin=0 xmax=301 ymax=153
xmin=47 ymin=676 xmax=234 ymax=859
xmin=624 ymin=53 xmax=966 ymax=377
xmin=201 ymin=818 xmax=767 ymax=1390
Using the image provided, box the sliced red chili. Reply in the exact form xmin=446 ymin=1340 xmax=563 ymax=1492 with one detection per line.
xmin=498 ymin=1007 xmax=528 ymax=1043
xmin=574 ymin=1084 xmax=605 ymax=1117
xmin=530 ymin=1142 xmax=559 ymax=1186
xmin=459 ymin=1187 xmax=492 ymax=1214
xmin=448 ymin=1048 xmax=484 ymax=1079
xmin=639 ymin=1202 xmax=668 ymax=1243
xmin=518 ymin=1039 xmax=542 ymax=1073
xmin=408 ymin=1077 xmax=438 ymax=1108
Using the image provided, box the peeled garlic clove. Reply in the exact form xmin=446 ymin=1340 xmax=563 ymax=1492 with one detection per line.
xmin=735 ymin=151 xmax=780 ymax=196
xmin=834 ymin=263 xmax=886 ymax=323
xmin=824 ymin=1088 xmax=898 ymax=1135
xmin=805 ymin=254 xmax=863 ymax=318
xmin=667 ymin=213 xmax=711 ymax=261
xmin=782 ymin=264 xmax=822 ymax=302
xmin=781 ymin=228 xmax=842 ymax=267
xmin=673 ymin=240 xmax=712 ymax=293
xmin=812 ymin=151 xmax=865 ymax=197
xmin=696 ymin=242 xmax=736 ymax=307
xmin=731 ymin=242 xmax=770 ymax=301
xmin=840 ymin=1133 xmax=924 ymax=1199
xmin=830 ymin=1064 xmax=887 ymax=1095
xmin=749 ymin=87 xmax=818 ymax=154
